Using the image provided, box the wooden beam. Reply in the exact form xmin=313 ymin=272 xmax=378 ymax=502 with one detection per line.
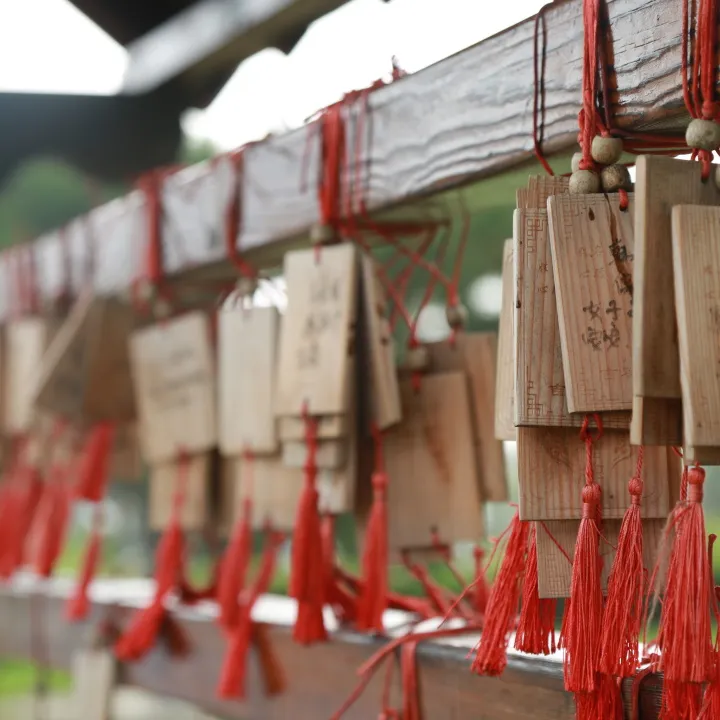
xmin=7 ymin=0 xmax=698 ymax=313
xmin=0 ymin=579 xmax=663 ymax=719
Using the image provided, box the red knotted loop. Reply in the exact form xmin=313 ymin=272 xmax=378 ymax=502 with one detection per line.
xmin=628 ymin=476 xmax=643 ymax=504
xmin=580 ymin=414 xmax=603 ymax=444
xmin=688 ymin=466 xmax=706 ymax=503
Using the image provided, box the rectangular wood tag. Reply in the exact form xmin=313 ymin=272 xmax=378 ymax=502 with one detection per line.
xmin=148 ymin=451 xmax=210 ymax=531
xmin=72 ymin=649 xmax=116 ymax=720
xmin=275 ymin=244 xmax=358 ymax=417
xmin=382 ymin=372 xmax=483 ymax=556
xmin=514 ymin=209 xmax=629 ymax=429
xmin=4 ymin=318 xmax=48 ymax=434
xmin=517 ymin=426 xmax=669 ymax=520
xmin=671 ymin=204 xmax=720 ymax=453
xmin=536 ymin=517 xmax=664 ymax=599
xmin=129 ymin=311 xmax=216 ymax=464
xmin=359 ymin=253 xmax=401 ymax=429
xmin=426 ymin=334 xmax=507 ymax=502
xmin=218 ymin=305 xmax=279 ymax=455
xmin=547 ymin=193 xmax=634 ymax=413
xmin=495 ymin=238 xmax=516 ymax=441
xmin=278 ymin=415 xmax=346 ymax=441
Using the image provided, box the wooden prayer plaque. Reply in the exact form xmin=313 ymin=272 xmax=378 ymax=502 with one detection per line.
xmin=278 ymin=415 xmax=346 ymax=441
xmin=218 ymin=305 xmax=279 ymax=455
xmin=359 ymin=253 xmax=401 ymax=429
xmin=426 ymin=334 xmax=507 ymax=502
xmin=536 ymin=518 xmax=664 ymax=599
xmin=495 ymin=239 xmax=516 ymax=441
xmin=514 ymin=209 xmax=630 ymax=429
xmin=635 ymin=156 xmax=720 ymax=399
xmin=517 ymin=427 xmax=669 ymax=520
xmin=148 ymin=452 xmax=210 ymax=531
xmin=4 ymin=318 xmax=48 ymax=434
xmin=547 ymin=193 xmax=634 ymax=413
xmin=33 ymin=294 xmax=136 ymax=425
xmin=275 ymin=244 xmax=358 ymax=417
xmin=671 ymin=205 xmax=720 ymax=454
xmin=129 ymin=311 xmax=216 ymax=464
xmin=383 ymin=372 xmax=483 ymax=556
xmin=281 ymin=439 xmax=347 ymax=469
xmin=72 ymin=649 xmax=116 ymax=720
xmin=226 ymin=454 xmax=302 ymax=532
xmin=630 ymin=396 xmax=682 ymax=447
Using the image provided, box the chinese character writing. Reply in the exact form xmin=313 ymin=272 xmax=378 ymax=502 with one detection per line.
xmin=605 ymin=300 xmax=620 ymax=321
xmin=609 ymin=238 xmax=634 ymax=262
xmin=583 ymin=326 xmax=603 ymax=350
xmin=603 ymin=322 xmax=620 ymax=349
xmin=583 ymin=301 xmax=601 ymax=321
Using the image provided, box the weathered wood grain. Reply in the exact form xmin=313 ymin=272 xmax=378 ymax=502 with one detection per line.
xmin=495 ymin=239 xmax=516 ymax=441
xmin=8 ymin=0 xmax=710 ymax=308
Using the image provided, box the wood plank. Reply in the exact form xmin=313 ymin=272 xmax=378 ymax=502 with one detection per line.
xmin=536 ymin=518 xmax=664 ymax=599
xmin=671 ymin=205 xmax=720 ymax=451
xmin=218 ymin=305 xmax=280 ymax=455
xmin=275 ymin=245 xmax=358 ymax=418
xmin=278 ymin=415 xmax=346 ymax=441
xmin=517 ymin=427 xmax=669 ymax=520
xmin=547 ymin=193 xmax=634 ymax=413
xmin=71 ymin=649 xmax=116 ymax=720
xmin=630 ymin=396 xmax=683 ymax=447
xmin=495 ymin=238 xmax=515 ymax=441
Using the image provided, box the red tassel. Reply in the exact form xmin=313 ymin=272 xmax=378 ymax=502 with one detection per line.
xmin=661 ymin=680 xmax=702 ymax=719
xmin=599 ymin=450 xmax=645 ymax=677
xmin=74 ymin=423 xmax=115 ymax=502
xmin=700 ymin=576 xmax=720 ymax=719
xmin=356 ymin=472 xmax=388 ymax=634
xmin=514 ymin=524 xmax=556 ymax=656
xmin=115 ymin=519 xmax=185 ymax=661
xmin=217 ymin=528 xmax=283 ymax=699
xmin=65 ymin=514 xmax=102 ymax=621
xmin=472 ymin=546 xmax=490 ymax=616
xmin=32 ymin=476 xmax=71 ymax=578
xmin=657 ymin=466 xmax=712 ymax=692
xmin=357 ymin=426 xmax=389 ymax=633
xmin=290 ymin=412 xmax=327 ymax=645
xmin=471 ymin=510 xmax=529 ymax=676
xmin=574 ymin=673 xmax=624 ymax=720
xmin=217 ymin=497 xmax=253 ymax=629
xmin=400 ymin=641 xmax=422 ymax=720
xmin=560 ymin=417 xmax=603 ymax=695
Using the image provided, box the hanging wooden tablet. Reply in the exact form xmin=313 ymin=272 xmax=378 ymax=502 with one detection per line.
xmin=382 ymin=372 xmax=482 ymax=558
xmin=633 ymin=156 xmax=718 ymax=444
xmin=426 ymin=334 xmax=507 ymax=502
xmin=218 ymin=305 xmax=279 ymax=456
xmin=225 ymin=454 xmax=303 ymax=532
xmin=547 ymin=193 xmax=634 ymax=413
xmin=536 ymin=517 xmax=664 ymax=599
xmin=275 ymin=244 xmax=358 ymax=419
xmin=494 ymin=238 xmax=515 ymax=441
xmin=33 ymin=294 xmax=136 ymax=426
xmin=514 ymin=209 xmax=630 ymax=430
xmin=517 ymin=427 xmax=669 ymax=520
xmin=358 ymin=253 xmax=401 ymax=430
xmin=129 ymin=311 xmax=216 ymax=464
xmin=277 ymin=415 xmax=346 ymax=441
xmin=671 ymin=204 xmax=720 ymax=463
xmin=4 ymin=318 xmax=48 ymax=434
xmin=148 ymin=452 xmax=210 ymax=531
xmin=72 ymin=649 xmax=116 ymax=720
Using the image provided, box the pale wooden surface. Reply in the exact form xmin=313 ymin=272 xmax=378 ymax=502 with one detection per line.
xmin=218 ymin=305 xmax=280 ymax=455
xmin=536 ymin=517 xmax=664 ymax=599
xmin=359 ymin=254 xmax=401 ymax=431
xmin=278 ymin=415 xmax=346 ymax=441
xmin=275 ymin=245 xmax=358 ymax=418
xmin=630 ymin=396 xmax=683 ymax=448
xmin=130 ymin=312 xmax=217 ymax=464
xmin=494 ymin=239 xmax=516 ymax=441
xmin=383 ymin=373 xmax=482 ymax=555
xmin=671 ymin=205 xmax=720 ymax=452
xmin=517 ymin=427 xmax=669 ymax=520
xmin=425 ymin=334 xmax=508 ymax=502
xmin=148 ymin=452 xmax=210 ymax=531
xmin=71 ymin=649 xmax=116 ymax=720
xmin=548 ymin=193 xmax=634 ymax=413
xmin=281 ymin=439 xmax=347 ymax=470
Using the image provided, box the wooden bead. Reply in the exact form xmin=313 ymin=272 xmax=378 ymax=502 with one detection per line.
xmin=591 ymin=136 xmax=623 ymax=166
xmin=600 ymin=164 xmax=632 ymax=193
xmin=685 ymin=118 xmax=720 ymax=151
xmin=235 ymin=275 xmax=258 ymax=298
xmin=445 ymin=303 xmax=468 ymax=329
xmin=405 ymin=345 xmax=429 ymax=372
xmin=310 ymin=223 xmax=335 ymax=246
xmin=569 ymin=169 xmax=600 ymax=194
xmin=571 ymin=152 xmax=583 ymax=173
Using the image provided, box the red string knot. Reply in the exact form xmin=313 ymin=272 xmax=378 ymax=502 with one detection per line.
xmin=371 ymin=471 xmax=388 ymax=498
xmin=628 ymin=476 xmax=643 ymax=504
xmin=687 ymin=466 xmax=705 ymax=503
xmin=581 ymin=483 xmax=601 ymax=518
